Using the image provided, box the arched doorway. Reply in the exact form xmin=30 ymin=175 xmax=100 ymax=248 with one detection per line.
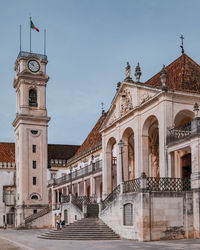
xmin=106 ymin=137 xmax=117 ymax=193
xmin=181 ymin=153 xmax=191 ymax=178
xmin=142 ymin=116 xmax=159 ymax=177
xmin=122 ymin=128 xmax=135 ymax=181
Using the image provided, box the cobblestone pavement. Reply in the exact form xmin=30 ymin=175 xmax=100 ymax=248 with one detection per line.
xmin=0 ymin=229 xmax=200 ymax=250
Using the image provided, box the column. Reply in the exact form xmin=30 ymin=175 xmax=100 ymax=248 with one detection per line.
xmin=66 ymin=186 xmax=69 ymax=195
xmin=123 ymin=143 xmax=129 ymax=181
xmin=56 ymin=190 xmax=59 ymax=203
xmin=90 ymin=176 xmax=96 ymax=196
xmin=77 ymin=182 xmax=80 ymax=196
xmin=83 ymin=180 xmax=87 ymax=196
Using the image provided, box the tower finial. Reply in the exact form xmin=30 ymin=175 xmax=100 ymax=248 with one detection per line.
xmin=180 ymin=34 xmax=184 ymax=54
xmin=101 ymin=102 xmax=105 ymax=115
xmin=135 ymin=62 xmax=142 ymax=82
xmin=160 ymin=64 xmax=167 ymax=91
xmin=125 ymin=62 xmax=131 ymax=78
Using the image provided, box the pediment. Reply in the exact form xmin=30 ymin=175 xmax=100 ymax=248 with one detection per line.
xmin=102 ymin=82 xmax=159 ymax=130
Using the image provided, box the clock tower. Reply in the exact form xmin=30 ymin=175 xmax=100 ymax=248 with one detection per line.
xmin=13 ymin=51 xmax=50 ymax=227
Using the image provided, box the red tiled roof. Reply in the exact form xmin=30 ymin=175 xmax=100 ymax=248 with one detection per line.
xmin=74 ymin=115 xmax=105 ymax=158
xmin=145 ymin=54 xmax=200 ymax=93
xmin=0 ymin=143 xmax=80 ymax=163
xmin=0 ymin=143 xmax=15 ymax=163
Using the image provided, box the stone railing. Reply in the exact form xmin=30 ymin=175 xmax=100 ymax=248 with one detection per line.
xmin=101 ymin=184 xmax=121 ymax=211
xmin=167 ymin=118 xmax=200 ymax=145
xmin=123 ymin=175 xmax=191 ymax=193
xmin=167 ymin=122 xmax=191 ymax=144
xmin=25 ymin=206 xmax=51 ymax=224
xmin=50 ymin=160 xmax=102 ymax=187
xmin=61 ymin=194 xmax=97 ymax=212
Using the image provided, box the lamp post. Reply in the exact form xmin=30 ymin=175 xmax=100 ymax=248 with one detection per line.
xmin=69 ymin=166 xmax=73 ymax=194
xmin=193 ymin=103 xmax=199 ymax=118
xmin=118 ymin=139 xmax=124 ymax=183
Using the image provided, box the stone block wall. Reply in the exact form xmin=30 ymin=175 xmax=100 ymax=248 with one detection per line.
xmin=100 ymin=191 xmax=194 ymax=241
xmin=27 ymin=211 xmax=52 ymax=229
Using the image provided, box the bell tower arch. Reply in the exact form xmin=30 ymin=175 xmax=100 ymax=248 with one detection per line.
xmin=13 ymin=51 xmax=50 ymax=227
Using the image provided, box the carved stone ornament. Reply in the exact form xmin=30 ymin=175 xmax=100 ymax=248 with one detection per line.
xmin=109 ymin=111 xmax=117 ymax=125
xmin=120 ymin=88 xmax=133 ymax=116
xmin=140 ymin=92 xmax=152 ymax=104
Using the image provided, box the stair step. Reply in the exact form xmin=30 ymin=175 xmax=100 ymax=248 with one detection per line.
xmin=38 ymin=218 xmax=120 ymax=240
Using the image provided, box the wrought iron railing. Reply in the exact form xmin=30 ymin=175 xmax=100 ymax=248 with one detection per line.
xmin=53 ymin=160 xmax=102 ymax=187
xmin=101 ymin=184 xmax=121 ymax=211
xmin=167 ymin=122 xmax=191 ymax=144
xmin=18 ymin=51 xmax=47 ymax=61
xmin=123 ymin=177 xmax=191 ymax=193
xmin=123 ymin=178 xmax=141 ymax=193
xmin=146 ymin=177 xmax=191 ymax=191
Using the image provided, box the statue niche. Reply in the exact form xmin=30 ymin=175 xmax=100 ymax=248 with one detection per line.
xmin=149 ymin=126 xmax=159 ymax=177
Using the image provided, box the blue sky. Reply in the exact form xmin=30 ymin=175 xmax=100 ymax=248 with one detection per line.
xmin=1 ymin=0 xmax=200 ymax=145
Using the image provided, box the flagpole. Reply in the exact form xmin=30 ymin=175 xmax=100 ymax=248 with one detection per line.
xmin=30 ymin=16 xmax=31 ymax=53
xmin=20 ymin=24 xmax=21 ymax=53
xmin=44 ymin=29 xmax=46 ymax=55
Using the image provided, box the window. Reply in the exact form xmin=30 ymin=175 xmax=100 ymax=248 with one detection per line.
xmin=123 ymin=203 xmax=133 ymax=226
xmin=29 ymin=89 xmax=37 ymax=107
xmin=33 ymin=209 xmax=37 ymax=214
xmin=33 ymin=177 xmax=37 ymax=185
xmin=31 ymin=195 xmax=38 ymax=200
xmin=32 ymin=145 xmax=36 ymax=153
xmin=33 ymin=160 xmax=36 ymax=169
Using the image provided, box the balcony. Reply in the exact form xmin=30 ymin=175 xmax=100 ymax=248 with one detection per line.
xmin=50 ymin=160 xmax=102 ymax=187
xmin=167 ymin=118 xmax=200 ymax=145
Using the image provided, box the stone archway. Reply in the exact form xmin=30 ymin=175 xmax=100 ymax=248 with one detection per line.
xmin=142 ymin=115 xmax=159 ymax=177
xmin=122 ymin=127 xmax=135 ymax=181
xmin=174 ymin=109 xmax=194 ymax=127
xmin=105 ymin=137 xmax=117 ymax=194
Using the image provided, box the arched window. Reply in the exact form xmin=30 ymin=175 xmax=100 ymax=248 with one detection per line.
xmin=31 ymin=195 xmax=38 ymax=200
xmin=123 ymin=203 xmax=133 ymax=226
xmin=29 ymin=89 xmax=37 ymax=107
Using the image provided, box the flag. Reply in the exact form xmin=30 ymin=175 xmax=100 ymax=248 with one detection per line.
xmin=30 ymin=20 xmax=39 ymax=32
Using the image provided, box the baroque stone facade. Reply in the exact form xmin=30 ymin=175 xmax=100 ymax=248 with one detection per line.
xmin=1 ymin=51 xmax=200 ymax=242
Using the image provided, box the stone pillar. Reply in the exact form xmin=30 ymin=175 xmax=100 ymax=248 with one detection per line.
xmin=142 ymin=135 xmax=149 ymax=176
xmin=191 ymin=137 xmax=200 ymax=189
xmin=168 ymin=152 xmax=175 ymax=178
xmin=72 ymin=184 xmax=74 ymax=195
xmin=77 ymin=182 xmax=80 ymax=196
xmin=193 ymin=191 xmax=200 ymax=238
xmin=117 ymin=144 xmax=122 ymax=185
xmin=66 ymin=186 xmax=69 ymax=195
xmin=83 ymin=180 xmax=87 ymax=196
xmin=123 ymin=143 xmax=129 ymax=181
xmin=90 ymin=176 xmax=96 ymax=196
xmin=136 ymin=192 xmax=151 ymax=241
xmin=52 ymin=188 xmax=55 ymax=209
xmin=56 ymin=190 xmax=59 ymax=204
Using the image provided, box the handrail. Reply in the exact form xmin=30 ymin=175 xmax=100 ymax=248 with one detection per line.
xmin=101 ymin=184 xmax=120 ymax=211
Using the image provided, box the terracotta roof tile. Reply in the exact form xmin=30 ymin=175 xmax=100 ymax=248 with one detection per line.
xmin=74 ymin=115 xmax=104 ymax=158
xmin=0 ymin=143 xmax=15 ymax=163
xmin=145 ymin=54 xmax=200 ymax=93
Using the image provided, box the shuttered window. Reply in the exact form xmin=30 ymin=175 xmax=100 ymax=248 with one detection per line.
xmin=123 ymin=203 xmax=133 ymax=226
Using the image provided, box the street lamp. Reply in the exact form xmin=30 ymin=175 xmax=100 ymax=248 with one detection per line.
xmin=69 ymin=166 xmax=73 ymax=194
xmin=193 ymin=103 xmax=199 ymax=118
xmin=118 ymin=139 xmax=124 ymax=183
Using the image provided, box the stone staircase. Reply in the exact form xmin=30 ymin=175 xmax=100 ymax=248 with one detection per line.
xmin=87 ymin=203 xmax=99 ymax=217
xmin=38 ymin=217 xmax=120 ymax=240
xmin=25 ymin=206 xmax=51 ymax=224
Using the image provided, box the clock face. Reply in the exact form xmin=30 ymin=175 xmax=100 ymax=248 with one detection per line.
xmin=28 ymin=60 xmax=40 ymax=73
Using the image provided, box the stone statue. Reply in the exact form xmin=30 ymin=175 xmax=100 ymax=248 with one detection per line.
xmin=125 ymin=62 xmax=131 ymax=78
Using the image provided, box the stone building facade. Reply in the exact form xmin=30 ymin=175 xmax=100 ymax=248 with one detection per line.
xmin=0 ymin=51 xmax=200 ymax=241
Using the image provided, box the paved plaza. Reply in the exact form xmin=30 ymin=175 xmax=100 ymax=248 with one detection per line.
xmin=0 ymin=229 xmax=200 ymax=250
